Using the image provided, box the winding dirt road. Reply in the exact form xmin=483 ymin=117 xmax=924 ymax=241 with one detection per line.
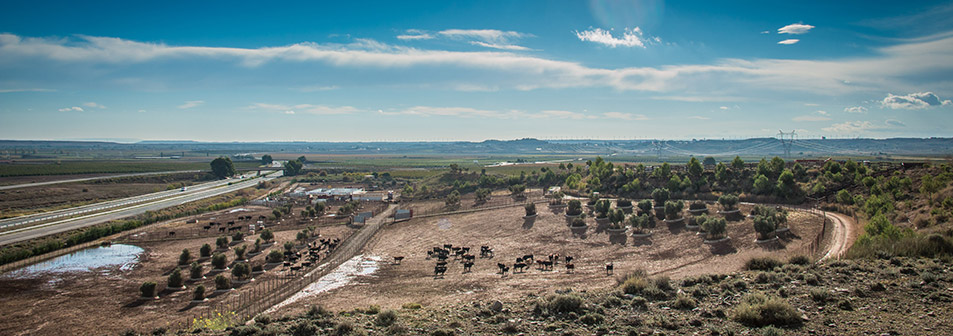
xmin=820 ymin=210 xmax=858 ymax=260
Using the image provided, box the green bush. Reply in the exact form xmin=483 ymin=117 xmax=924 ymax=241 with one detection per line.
xmin=140 ymin=281 xmax=157 ymax=298
xmin=231 ymin=262 xmax=251 ymax=280
xmin=579 ymin=313 xmax=605 ymax=325
xmin=673 ymin=294 xmax=697 ymax=310
xmin=212 ymin=253 xmax=228 ymax=269
xmin=178 ymin=249 xmax=191 ymax=265
xmin=168 ymin=268 xmax=184 ymax=288
xmin=216 ymin=237 xmax=229 ymax=249
xmin=193 ymin=285 xmax=206 ymax=301
xmin=746 ymin=257 xmax=783 ymax=271
xmin=731 ymin=293 xmax=802 ymax=327
xmin=200 ymin=244 xmax=212 ymax=258
xmin=260 ymin=229 xmax=274 ymax=242
xmin=190 ymin=262 xmax=203 ymax=279
xmin=215 ymin=275 xmax=231 ymax=290
xmin=788 ymin=255 xmax=810 ymax=265
xmin=267 ymin=250 xmax=284 ymax=264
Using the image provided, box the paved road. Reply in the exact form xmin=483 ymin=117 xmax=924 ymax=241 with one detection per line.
xmin=0 ymin=172 xmax=269 ymax=230
xmin=0 ymin=171 xmax=282 ymax=246
xmin=0 ymin=170 xmax=204 ymax=191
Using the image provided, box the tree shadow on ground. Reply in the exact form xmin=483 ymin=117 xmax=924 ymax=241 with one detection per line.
xmin=608 ymin=233 xmax=628 ymax=245
xmin=522 ymin=217 xmax=536 ymax=229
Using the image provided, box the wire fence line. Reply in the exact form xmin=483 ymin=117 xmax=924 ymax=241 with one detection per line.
xmin=403 ymin=195 xmax=548 ymax=218
xmin=164 ymin=204 xmax=397 ymax=333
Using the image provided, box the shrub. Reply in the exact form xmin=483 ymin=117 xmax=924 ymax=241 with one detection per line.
xmin=284 ymin=241 xmax=295 ymax=252
xmin=212 ymin=253 xmax=228 ymax=269
xmin=254 ymin=314 xmax=272 ymax=325
xmin=216 ymin=236 xmax=229 ymax=249
xmin=231 ymin=262 xmax=251 ymax=280
xmin=215 ymin=275 xmax=231 ymax=290
xmin=200 ymin=244 xmax=212 ymax=258
xmin=547 ymin=294 xmax=584 ymax=314
xmin=718 ymin=194 xmax=739 ymax=210
xmin=652 ymin=188 xmax=670 ymax=207
xmin=290 ymin=321 xmax=317 ymax=336
xmin=190 ymin=262 xmax=203 ymax=279
xmin=746 ymin=257 xmax=783 ymax=271
xmin=809 ymin=288 xmax=831 ymax=303
xmin=260 ymin=229 xmax=274 ymax=242
xmin=402 ymin=302 xmax=422 ymax=310
xmin=334 ymin=322 xmax=355 ymax=336
xmin=375 ymin=309 xmax=398 ymax=327
xmin=637 ymin=200 xmax=653 ymax=214
xmin=689 ymin=201 xmax=707 ymax=210
xmin=617 ymin=198 xmax=632 ymax=207
xmin=629 ymin=214 xmax=653 ymax=233
xmin=803 ymin=273 xmax=819 ymax=285
xmin=445 ymin=190 xmax=460 ymax=207
xmin=267 ymin=250 xmax=284 ymax=264
xmin=673 ymin=294 xmax=697 ymax=310
xmin=178 ymin=249 xmax=191 ymax=265
xmin=307 ymin=304 xmax=331 ymax=317
xmin=232 ymin=231 xmax=244 ymax=242
xmin=234 ymin=245 xmax=247 ymax=260
xmin=579 ymin=313 xmax=605 ymax=325
xmin=140 ymin=281 xmax=157 ymax=298
xmin=755 ymin=272 xmax=780 ymax=284
xmin=252 ymin=239 xmax=262 ymax=253
xmin=193 ymin=285 xmax=206 ymax=301
xmin=753 ymin=215 xmax=777 ymax=240
xmin=789 ymin=255 xmax=810 ymax=265
xmin=567 ymin=200 xmax=583 ymax=216
xmin=168 ymin=268 xmax=184 ymax=288
xmin=594 ymin=199 xmax=612 ymax=218
xmin=524 ymin=203 xmax=536 ymax=216
xmin=702 ymin=217 xmax=727 ymax=239
xmin=731 ymin=293 xmax=801 ymax=327
xmin=664 ymin=200 xmax=684 ymax=220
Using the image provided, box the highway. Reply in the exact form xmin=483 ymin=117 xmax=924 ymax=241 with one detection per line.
xmin=0 ymin=170 xmax=204 ymax=191
xmin=0 ymin=171 xmax=281 ymax=246
xmin=0 ymin=173 xmax=266 ymax=230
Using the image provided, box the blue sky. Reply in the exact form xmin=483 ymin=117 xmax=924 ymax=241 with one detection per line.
xmin=1 ymin=0 xmax=952 ymax=142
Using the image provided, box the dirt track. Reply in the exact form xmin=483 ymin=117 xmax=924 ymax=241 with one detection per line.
xmin=821 ymin=211 xmax=859 ymax=260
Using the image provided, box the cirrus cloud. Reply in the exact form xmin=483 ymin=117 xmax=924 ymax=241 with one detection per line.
xmin=844 ymin=106 xmax=868 ymax=113
xmin=575 ymin=27 xmax=655 ymax=48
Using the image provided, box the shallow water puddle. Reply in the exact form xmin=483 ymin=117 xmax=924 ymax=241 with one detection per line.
xmin=266 ymin=255 xmax=380 ymax=313
xmin=7 ymin=244 xmax=144 ymax=278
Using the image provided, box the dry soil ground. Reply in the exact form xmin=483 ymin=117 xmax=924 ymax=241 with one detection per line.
xmin=275 ymin=203 xmax=823 ymax=316
xmin=0 ymin=214 xmax=357 ymax=335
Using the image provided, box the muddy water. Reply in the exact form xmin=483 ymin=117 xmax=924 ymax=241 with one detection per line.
xmin=7 ymin=244 xmax=144 ymax=278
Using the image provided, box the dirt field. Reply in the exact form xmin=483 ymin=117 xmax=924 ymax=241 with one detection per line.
xmin=0 ymin=172 xmax=206 ymax=217
xmin=0 ymin=217 xmax=357 ymax=335
xmin=275 ymin=203 xmax=823 ymax=316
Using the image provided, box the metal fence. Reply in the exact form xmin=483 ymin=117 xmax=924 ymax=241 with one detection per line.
xmin=161 ymin=204 xmax=396 ymax=333
xmin=405 ymin=195 xmax=548 ymax=218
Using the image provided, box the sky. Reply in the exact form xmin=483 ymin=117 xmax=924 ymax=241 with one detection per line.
xmin=1 ymin=0 xmax=952 ymax=142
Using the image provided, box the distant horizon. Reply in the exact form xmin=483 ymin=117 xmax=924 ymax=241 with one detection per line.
xmin=2 ymin=1 xmax=952 ymax=140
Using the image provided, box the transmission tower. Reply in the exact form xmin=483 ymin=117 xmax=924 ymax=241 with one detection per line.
xmin=777 ymin=130 xmax=797 ymax=158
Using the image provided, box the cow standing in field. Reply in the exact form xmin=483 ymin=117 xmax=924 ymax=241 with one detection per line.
xmin=500 ymin=265 xmax=510 ymax=277
xmin=605 ymin=262 xmax=614 ymax=276
xmin=514 ymin=262 xmax=527 ymax=273
xmin=565 ymin=256 xmax=573 ymax=264
xmin=434 ymin=265 xmax=447 ymax=278
xmin=393 ymin=256 xmax=404 ymax=265
xmin=462 ymin=262 xmax=474 ymax=273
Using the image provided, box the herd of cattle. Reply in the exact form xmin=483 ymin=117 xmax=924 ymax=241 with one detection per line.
xmin=392 ymin=244 xmax=616 ymax=278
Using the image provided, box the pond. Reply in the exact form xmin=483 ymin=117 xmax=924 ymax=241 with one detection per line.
xmin=8 ymin=244 xmax=144 ymax=278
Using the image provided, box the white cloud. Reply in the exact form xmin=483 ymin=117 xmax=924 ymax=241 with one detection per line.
xmin=844 ymin=106 xmax=868 ymax=113
xmin=83 ymin=102 xmax=106 ymax=109
xmin=2 ymin=32 xmax=953 ymax=96
xmin=816 ymin=110 xmax=828 ymax=115
xmin=57 ymin=106 xmax=83 ymax=112
xmin=689 ymin=116 xmax=711 ymax=120
xmin=396 ymin=29 xmax=434 ymax=40
xmin=761 ymin=30 xmax=771 ymax=34
xmin=250 ymin=103 xmax=361 ymax=115
xmin=804 ymin=103 xmax=819 ymax=106
xmin=178 ymin=100 xmax=204 ymax=109
xmin=575 ymin=27 xmax=653 ymax=48
xmin=881 ymin=92 xmax=952 ymax=109
xmin=885 ymin=119 xmax=906 ymax=127
xmin=822 ymin=121 xmax=876 ymax=133
xmin=137 ymin=109 xmax=146 ymax=113
xmin=531 ymin=110 xmax=595 ymax=120
xmin=719 ymin=106 xmax=729 ymax=110
xmin=437 ymin=29 xmax=531 ymax=50
xmin=603 ymin=112 xmax=649 ymax=120
xmin=778 ymin=39 xmax=800 ymax=45
xmin=778 ymin=23 xmax=815 ymax=35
